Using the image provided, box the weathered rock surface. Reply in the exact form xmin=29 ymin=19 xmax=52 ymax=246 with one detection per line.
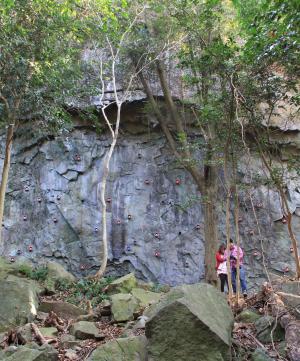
xmin=38 ymin=301 xmax=86 ymax=319
xmin=255 ymin=316 xmax=285 ymax=344
xmin=0 ymin=274 xmax=40 ymax=332
xmin=87 ymin=335 xmax=147 ymax=361
xmin=111 ymin=293 xmax=139 ymax=322
xmin=145 ymin=283 xmax=233 ymax=361
xmin=236 ymin=309 xmax=261 ymax=323
xmin=251 ymin=348 xmax=275 ymax=361
xmin=275 ymin=281 xmax=300 ymax=319
xmin=39 ymin=327 xmax=58 ymax=338
xmin=70 ymin=321 xmax=104 ymax=340
xmin=0 ymin=116 xmax=299 ymax=288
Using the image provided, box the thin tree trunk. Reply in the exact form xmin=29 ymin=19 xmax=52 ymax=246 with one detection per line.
xmin=0 ymin=123 xmax=14 ymax=247
xmin=94 ymin=104 xmax=121 ymax=279
xmin=234 ymin=186 xmax=241 ymax=301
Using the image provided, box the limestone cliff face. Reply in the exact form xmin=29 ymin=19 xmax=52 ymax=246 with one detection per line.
xmin=0 ymin=103 xmax=299 ymax=290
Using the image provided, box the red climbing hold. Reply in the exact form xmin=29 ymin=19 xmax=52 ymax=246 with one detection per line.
xmin=144 ymin=179 xmax=150 ymax=185
xmin=253 ymin=251 xmax=259 ymax=257
xmin=23 ymin=215 xmax=27 ymax=221
xmin=175 ymin=178 xmax=181 ymax=185
xmin=28 ymin=245 xmax=33 ymax=252
xmin=154 ymin=250 xmax=160 ymax=257
xmin=290 ymin=247 xmax=294 ymax=253
xmin=283 ymin=266 xmax=289 ymax=273
xmin=80 ymin=264 xmax=85 ymax=270
xmin=116 ymin=219 xmax=121 ymax=225
xmin=282 ymin=218 xmax=287 ymax=224
xmin=106 ymin=197 xmax=111 ymax=203
xmin=196 ymin=224 xmax=201 ymax=230
xmin=238 ymin=217 xmax=243 ymax=223
xmin=10 ymin=257 xmax=15 ymax=263
xmin=154 ymin=232 xmax=160 ymax=239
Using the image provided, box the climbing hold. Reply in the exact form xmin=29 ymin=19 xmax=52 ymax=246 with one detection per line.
xmin=80 ymin=264 xmax=85 ymax=270
xmin=256 ymin=202 xmax=263 ymax=208
xmin=128 ymin=214 xmax=132 ymax=220
xmin=106 ymin=197 xmax=111 ymax=203
xmin=74 ymin=154 xmax=81 ymax=161
xmin=178 ymin=231 xmax=182 ymax=235
xmin=154 ymin=232 xmax=160 ymax=239
xmin=138 ymin=153 xmax=142 ymax=159
xmin=175 ymin=178 xmax=181 ymax=185
xmin=283 ymin=266 xmax=289 ymax=273
xmin=196 ymin=224 xmax=201 ymax=230
xmin=154 ymin=250 xmax=160 ymax=258
xmin=253 ymin=251 xmax=259 ymax=257
xmin=95 ymin=227 xmax=98 ymax=232
xmin=133 ymin=240 xmax=137 ymax=246
xmin=248 ymin=230 xmax=254 ymax=236
xmin=161 ymin=200 xmax=165 ymax=205
xmin=126 ymin=245 xmax=132 ymax=252
xmin=116 ymin=219 xmax=121 ymax=225
xmin=28 ymin=245 xmax=33 ymax=252
xmin=17 ymin=249 xmax=21 ymax=255
xmin=10 ymin=257 xmax=15 ymax=263
xmin=238 ymin=217 xmax=243 ymax=223
xmin=57 ymin=195 xmax=61 ymax=200
xmin=37 ymin=197 xmax=42 ymax=203
xmin=185 ymin=261 xmax=189 ymax=268
xmin=24 ymin=186 xmax=29 ymax=192
xmin=144 ymin=179 xmax=150 ymax=185
xmin=282 ymin=218 xmax=287 ymax=224
xmin=23 ymin=215 xmax=27 ymax=221
xmin=53 ymin=217 xmax=58 ymax=223
xmin=290 ymin=247 xmax=294 ymax=253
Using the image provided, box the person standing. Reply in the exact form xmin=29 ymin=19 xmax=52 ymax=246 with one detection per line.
xmin=216 ymin=243 xmax=228 ymax=293
xmin=229 ymin=239 xmax=247 ymax=297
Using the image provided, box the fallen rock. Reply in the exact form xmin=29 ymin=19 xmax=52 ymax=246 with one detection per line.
xmin=59 ymin=334 xmax=80 ymax=349
xmin=65 ymin=349 xmax=78 ymax=360
xmin=46 ymin=261 xmax=76 ymax=283
xmin=39 ymin=327 xmax=58 ymax=338
xmin=0 ymin=275 xmax=41 ymax=332
xmin=98 ymin=300 xmax=111 ymax=317
xmin=16 ymin=324 xmax=34 ymax=344
xmin=111 ymin=293 xmax=139 ymax=322
xmin=87 ymin=336 xmax=147 ymax=361
xmin=131 ymin=288 xmax=162 ymax=308
xmin=0 ymin=343 xmax=58 ymax=360
xmin=236 ymin=309 xmax=261 ymax=323
xmin=70 ymin=321 xmax=104 ymax=340
xmin=108 ymin=273 xmax=137 ymax=294
xmin=38 ymin=301 xmax=86 ymax=319
xmin=145 ymin=283 xmax=234 ymax=361
xmin=255 ymin=316 xmax=285 ymax=344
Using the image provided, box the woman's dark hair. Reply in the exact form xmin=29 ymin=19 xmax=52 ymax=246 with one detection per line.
xmin=218 ymin=243 xmax=226 ymax=253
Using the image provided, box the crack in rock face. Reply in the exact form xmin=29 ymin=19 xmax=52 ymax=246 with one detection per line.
xmin=0 ymin=109 xmax=300 ymax=289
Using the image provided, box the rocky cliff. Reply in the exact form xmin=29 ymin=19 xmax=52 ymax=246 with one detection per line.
xmin=0 ymin=101 xmax=299 ymax=291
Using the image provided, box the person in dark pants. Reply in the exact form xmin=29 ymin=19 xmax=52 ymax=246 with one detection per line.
xmin=216 ymin=243 xmax=228 ymax=293
xmin=229 ymin=239 xmax=247 ymax=298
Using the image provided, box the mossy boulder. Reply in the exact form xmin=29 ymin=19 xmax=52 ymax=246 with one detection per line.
xmin=0 ymin=275 xmax=41 ymax=332
xmin=131 ymin=288 xmax=163 ymax=308
xmin=236 ymin=310 xmax=261 ymax=323
xmin=145 ymin=283 xmax=234 ymax=361
xmin=39 ymin=327 xmax=58 ymax=338
xmin=108 ymin=273 xmax=137 ymax=294
xmin=44 ymin=261 xmax=75 ymax=293
xmin=255 ymin=316 xmax=285 ymax=344
xmin=251 ymin=348 xmax=274 ymax=361
xmin=87 ymin=336 xmax=147 ymax=361
xmin=70 ymin=321 xmax=104 ymax=340
xmin=111 ymin=293 xmax=139 ymax=322
xmin=0 ymin=343 xmax=58 ymax=360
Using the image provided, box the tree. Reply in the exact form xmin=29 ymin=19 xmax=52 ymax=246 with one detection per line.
xmin=0 ymin=0 xmax=91 ymax=246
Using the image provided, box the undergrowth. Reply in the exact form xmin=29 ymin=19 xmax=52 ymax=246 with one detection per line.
xmin=17 ymin=264 xmax=48 ymax=281
xmin=56 ymin=276 xmax=116 ymax=308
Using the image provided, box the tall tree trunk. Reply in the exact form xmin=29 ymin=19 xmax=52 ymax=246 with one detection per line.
xmin=94 ymin=104 xmax=121 ymax=279
xmin=0 ymin=123 xmax=14 ymax=247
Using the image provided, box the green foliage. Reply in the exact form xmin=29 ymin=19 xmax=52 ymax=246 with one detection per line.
xmin=57 ymin=276 xmax=116 ymax=308
xmin=17 ymin=264 xmax=48 ymax=282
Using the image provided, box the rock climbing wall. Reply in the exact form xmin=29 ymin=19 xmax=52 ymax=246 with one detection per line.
xmin=0 ymin=109 xmax=299 ymax=291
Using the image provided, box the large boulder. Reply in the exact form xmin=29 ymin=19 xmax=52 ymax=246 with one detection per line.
xmin=275 ymin=281 xmax=300 ymax=319
xmin=145 ymin=283 xmax=234 ymax=361
xmin=111 ymin=293 xmax=139 ymax=322
xmin=236 ymin=310 xmax=261 ymax=323
xmin=0 ymin=274 xmax=41 ymax=332
xmin=38 ymin=301 xmax=86 ymax=319
xmin=108 ymin=273 xmax=137 ymax=294
xmin=87 ymin=336 xmax=147 ymax=361
xmin=44 ymin=261 xmax=76 ymax=293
